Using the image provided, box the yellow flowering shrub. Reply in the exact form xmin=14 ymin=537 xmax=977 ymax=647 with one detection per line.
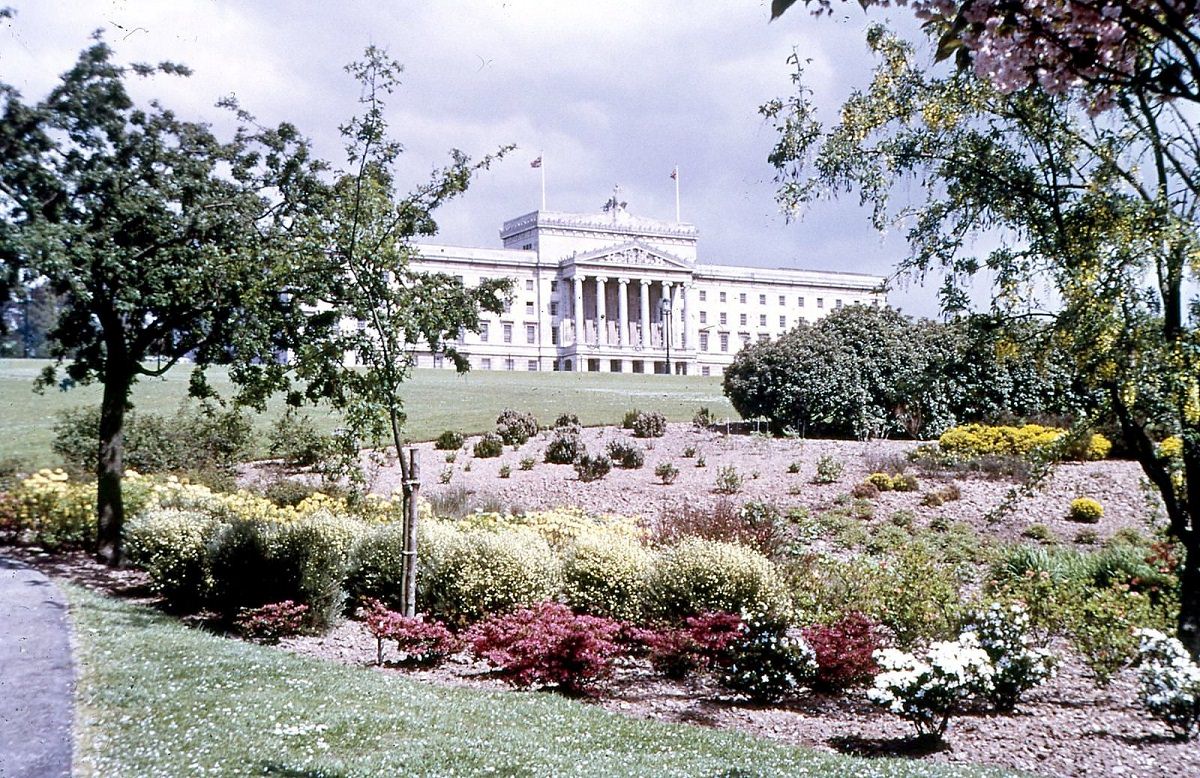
xmin=647 ymin=537 xmax=788 ymax=620
xmin=1159 ymin=436 xmax=1184 ymax=460
xmin=125 ymin=507 xmax=219 ymax=608
xmin=867 ymin=472 xmax=894 ymax=491
xmin=453 ymin=507 xmax=643 ymax=550
xmin=938 ymin=424 xmax=1111 ymax=462
xmin=0 ymin=469 xmax=96 ymax=548
xmin=1069 ymin=497 xmax=1104 ymax=524
xmin=562 ymin=532 xmax=655 ymax=622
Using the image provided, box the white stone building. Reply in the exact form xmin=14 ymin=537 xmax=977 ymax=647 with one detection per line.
xmin=412 ymin=198 xmax=886 ymax=376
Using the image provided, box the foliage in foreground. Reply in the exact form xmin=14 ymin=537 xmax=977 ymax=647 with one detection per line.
xmin=67 ymin=586 xmax=1012 ymax=777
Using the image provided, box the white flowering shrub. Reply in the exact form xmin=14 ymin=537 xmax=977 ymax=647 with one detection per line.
xmin=867 ymin=633 xmax=994 ymax=738
xmin=1134 ymin=628 xmax=1200 ymax=740
xmin=721 ymin=611 xmax=818 ymax=702
xmin=964 ymin=602 xmax=1056 ymax=710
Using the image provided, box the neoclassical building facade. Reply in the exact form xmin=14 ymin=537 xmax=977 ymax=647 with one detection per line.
xmin=412 ymin=199 xmax=885 ymax=376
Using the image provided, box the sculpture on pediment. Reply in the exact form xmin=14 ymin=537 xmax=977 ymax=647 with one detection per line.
xmin=602 ymin=184 xmax=628 ymax=216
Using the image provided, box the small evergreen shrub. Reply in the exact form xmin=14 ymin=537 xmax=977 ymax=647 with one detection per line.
xmin=1075 ymin=528 xmax=1101 ymax=545
xmin=787 ymin=460 xmax=801 ymax=474
xmin=574 ymin=452 xmax=612 ymax=483
xmin=647 ymin=537 xmax=786 ymax=620
xmin=554 ymin=413 xmax=580 ymax=429
xmin=866 ymin=472 xmax=893 ymax=491
xmin=964 ymin=602 xmax=1056 ymax=711
xmin=234 ymin=600 xmax=309 ymax=644
xmin=423 ymin=528 xmax=560 ymax=624
xmin=519 ymin=456 xmax=536 ymax=471
xmin=1022 ymin=524 xmax=1056 ymax=543
xmin=655 ymin=461 xmax=680 ymax=485
xmin=606 ymin=439 xmax=645 ymax=469
xmin=891 ymin=473 xmax=919 ymax=492
xmin=435 ymin=430 xmax=465 ymax=450
xmin=345 ymin=523 xmax=408 ymax=610
xmin=125 ymin=508 xmax=219 ymax=610
xmin=260 ymin=479 xmax=323 ymax=508
xmin=631 ymin=410 xmax=667 ymax=438
xmin=682 ymin=445 xmax=698 ymax=458
xmin=814 ymin=456 xmax=844 ymax=484
xmin=562 ymin=533 xmax=653 ymax=622
xmin=803 ymin=613 xmax=882 ymax=691
xmin=495 ymin=409 xmax=539 ymax=446
xmin=268 ymin=409 xmax=329 ymax=468
xmin=466 ymin=601 xmax=625 ymax=696
xmin=851 ymin=481 xmax=880 ymax=500
xmin=1069 ymin=497 xmax=1104 ymax=523
xmin=621 ymin=409 xmax=642 ymax=429
xmin=499 ymin=464 xmax=512 ymax=479
xmin=713 ymin=464 xmax=743 ymax=495
xmin=692 ymin=407 xmax=715 ymax=428
xmin=721 ymin=611 xmax=818 ymax=702
xmin=695 ymin=454 xmax=707 ymax=468
xmin=544 ymin=429 xmax=583 ymax=464
xmin=473 ymin=433 xmax=504 ymax=458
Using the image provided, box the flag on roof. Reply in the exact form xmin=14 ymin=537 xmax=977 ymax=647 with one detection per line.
xmin=670 ymin=166 xmax=678 ymax=180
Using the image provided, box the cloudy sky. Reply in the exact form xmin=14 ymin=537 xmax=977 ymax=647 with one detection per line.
xmin=2 ymin=1 xmax=945 ymax=315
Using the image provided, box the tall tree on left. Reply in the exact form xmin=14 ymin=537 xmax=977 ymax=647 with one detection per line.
xmin=0 ymin=33 xmax=327 ymax=564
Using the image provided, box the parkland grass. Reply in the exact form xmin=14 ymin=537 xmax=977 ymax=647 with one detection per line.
xmin=67 ymin=585 xmax=1016 ymax=777
xmin=0 ymin=359 xmax=735 ymax=469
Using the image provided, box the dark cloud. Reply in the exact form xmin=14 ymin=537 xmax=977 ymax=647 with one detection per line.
xmin=2 ymin=0 xmax=944 ymax=315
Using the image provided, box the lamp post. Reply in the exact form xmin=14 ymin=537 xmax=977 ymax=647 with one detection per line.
xmin=659 ymin=296 xmax=672 ymax=375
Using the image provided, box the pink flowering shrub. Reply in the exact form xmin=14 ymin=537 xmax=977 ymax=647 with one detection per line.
xmin=803 ymin=612 xmax=882 ymax=691
xmin=465 ymin=601 xmax=625 ymax=696
xmin=234 ymin=600 xmax=309 ymax=644
xmin=643 ymin=611 xmax=744 ymax=679
xmin=359 ymin=599 xmax=459 ymax=667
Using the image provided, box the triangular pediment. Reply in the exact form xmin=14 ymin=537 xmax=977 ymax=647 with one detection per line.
xmin=567 ymin=241 xmax=692 ymax=271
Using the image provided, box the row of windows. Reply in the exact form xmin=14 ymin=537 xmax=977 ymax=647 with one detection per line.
xmin=478 ymin=322 xmax=538 ymax=344
xmin=697 ymin=289 xmax=849 ymax=310
xmin=477 ymin=358 xmax=540 ymax=371
xmin=696 ymin=331 xmax=772 ymax=353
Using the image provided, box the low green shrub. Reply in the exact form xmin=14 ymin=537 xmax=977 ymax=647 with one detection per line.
xmin=519 ymin=456 xmax=536 ymax=471
xmin=473 ymin=433 xmax=504 ymax=458
xmin=814 ymin=456 xmax=844 ymax=484
xmin=606 ymin=440 xmax=645 ymax=469
xmin=499 ymin=464 xmax=512 ymax=479
xmin=435 ymin=430 xmax=465 ymax=451
xmin=655 ymin=461 xmax=679 ymax=485
xmin=260 ymin=479 xmax=323 ymax=508
xmin=621 ymin=409 xmax=642 ymax=429
xmin=495 ymin=409 xmax=539 ymax=447
xmin=562 ymin=532 xmax=654 ymax=622
xmin=125 ymin=507 xmax=219 ymax=610
xmin=554 ymin=413 xmax=580 ymax=429
xmin=346 ymin=522 xmax=408 ymax=611
xmin=851 ymin=481 xmax=880 ymax=500
xmin=423 ymin=528 xmax=561 ymax=625
xmin=1022 ymin=524 xmax=1057 ymax=544
xmin=713 ymin=465 xmax=742 ymax=495
xmin=631 ymin=410 xmax=667 ymax=438
xmin=574 ymin=452 xmax=612 ymax=482
xmin=544 ymin=429 xmax=583 ymax=464
xmin=647 ymin=537 xmax=787 ymax=620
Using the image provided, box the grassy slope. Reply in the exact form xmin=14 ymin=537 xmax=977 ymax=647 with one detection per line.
xmin=67 ymin=586 xmax=1015 ymax=778
xmin=0 ymin=359 xmax=735 ymax=469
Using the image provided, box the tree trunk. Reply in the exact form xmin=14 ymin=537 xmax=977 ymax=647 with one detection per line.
xmin=96 ymin=369 xmax=130 ymax=566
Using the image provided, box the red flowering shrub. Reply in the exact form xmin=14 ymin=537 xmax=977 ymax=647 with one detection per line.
xmin=234 ymin=600 xmax=309 ymax=644
xmin=643 ymin=611 xmax=744 ymax=679
xmin=802 ymin=612 xmax=882 ymax=691
xmin=465 ymin=601 xmax=625 ymax=696
xmin=359 ymin=599 xmax=459 ymax=667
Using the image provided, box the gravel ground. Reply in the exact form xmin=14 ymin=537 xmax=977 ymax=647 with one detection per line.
xmin=371 ymin=423 xmax=1160 ymax=547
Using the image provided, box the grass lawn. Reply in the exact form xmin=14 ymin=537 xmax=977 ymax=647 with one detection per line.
xmin=0 ymin=359 xmax=736 ymax=469
xmin=67 ymin=585 xmax=1015 ymax=778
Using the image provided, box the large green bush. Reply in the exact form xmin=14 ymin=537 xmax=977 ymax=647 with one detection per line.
xmin=422 ymin=528 xmax=561 ymax=625
xmin=647 ymin=538 xmax=787 ymax=620
xmin=124 ymin=508 xmax=218 ymax=609
xmin=562 ymin=532 xmax=654 ymax=622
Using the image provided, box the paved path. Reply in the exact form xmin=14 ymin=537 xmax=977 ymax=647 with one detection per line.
xmin=0 ymin=556 xmax=73 ymax=778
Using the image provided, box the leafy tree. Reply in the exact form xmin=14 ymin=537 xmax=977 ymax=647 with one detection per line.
xmin=763 ymin=25 xmax=1200 ymax=656
xmin=0 ymin=35 xmax=327 ymax=563
xmin=0 ymin=278 xmax=60 ymax=357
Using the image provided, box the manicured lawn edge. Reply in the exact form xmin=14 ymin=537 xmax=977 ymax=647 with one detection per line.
xmin=65 ymin=585 xmax=1018 ymax=777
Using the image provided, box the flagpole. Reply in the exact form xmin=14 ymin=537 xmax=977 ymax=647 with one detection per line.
xmin=540 ymin=150 xmax=546 ymax=211
xmin=674 ymin=165 xmax=680 ymax=222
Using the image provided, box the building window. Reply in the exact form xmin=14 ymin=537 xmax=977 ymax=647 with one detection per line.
xmin=503 ymin=300 xmax=512 ymax=314
xmin=701 ymin=366 xmax=711 ymax=376
xmin=739 ymin=313 xmax=747 ymax=326
xmin=505 ymin=358 xmax=515 ymax=371
xmin=433 ymin=354 xmax=444 ymax=369
xmin=699 ymin=332 xmax=709 ymax=351
xmin=525 ymin=279 xmax=534 ymax=291
xmin=522 ymin=243 xmax=533 ymax=250
xmin=549 ymin=301 xmax=558 ymax=316
xmin=779 ymin=315 xmax=786 ymax=328
xmin=798 ymin=296 xmax=805 ymax=307
xmin=719 ymin=312 xmax=727 ymax=325
xmin=758 ymin=333 xmax=770 ymax=344
xmin=817 ymin=298 xmax=824 ymax=309
xmin=455 ymin=275 xmax=464 ymax=283
xmin=525 ymin=301 xmax=534 ymax=315
xmin=699 ymin=290 xmax=707 ymax=301
xmin=479 ymin=322 xmax=490 ymax=342
xmin=719 ymin=332 xmax=729 ymax=352
xmin=551 ymin=327 xmax=559 ymax=345
xmin=759 ymin=294 xmax=766 ymax=305
xmin=719 ymin=291 xmax=727 ymax=303
xmin=779 ymin=295 xmax=786 ymax=306
xmin=480 ymin=357 xmax=491 ymax=370
xmin=502 ymin=323 xmax=513 ymax=343
xmin=526 ymin=324 xmax=536 ymax=344
xmin=741 ymin=332 xmax=751 ymax=346
xmin=699 ymin=311 xmax=707 ymax=324
xmin=759 ymin=314 xmax=767 ymax=326
xmin=739 ymin=293 xmax=747 ymax=304
xmin=550 ymin=280 xmax=558 ymax=292
xmin=835 ymin=299 xmax=843 ymax=309
xmin=527 ymin=359 xmax=539 ymax=371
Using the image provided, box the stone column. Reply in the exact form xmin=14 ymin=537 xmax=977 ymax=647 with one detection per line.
xmin=573 ymin=274 xmax=584 ymax=348
xmin=679 ymin=284 xmax=689 ymax=350
xmin=595 ymin=276 xmax=608 ymax=346
xmin=617 ymin=278 xmax=630 ymax=347
xmin=639 ymin=279 xmax=651 ymax=349
xmin=661 ymin=281 xmax=674 ymax=351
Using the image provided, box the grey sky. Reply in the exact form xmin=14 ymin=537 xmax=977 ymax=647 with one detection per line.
xmin=2 ymin=1 xmax=943 ymax=315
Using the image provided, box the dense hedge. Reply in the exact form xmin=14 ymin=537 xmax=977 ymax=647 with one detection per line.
xmin=723 ymin=306 xmax=1086 ymax=439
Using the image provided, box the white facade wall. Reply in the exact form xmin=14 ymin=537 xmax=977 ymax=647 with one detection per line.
xmin=410 ymin=205 xmax=885 ymax=376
